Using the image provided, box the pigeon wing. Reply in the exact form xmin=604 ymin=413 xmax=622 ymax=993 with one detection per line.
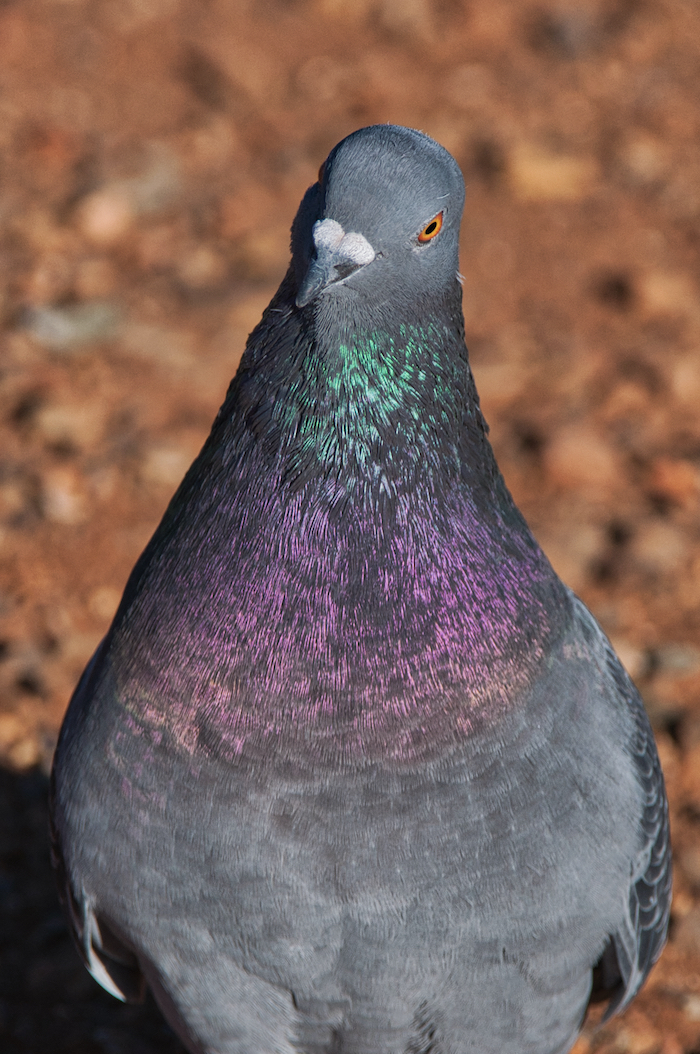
xmin=49 ymin=641 xmax=147 ymax=1005
xmin=598 ymin=632 xmax=672 ymax=1017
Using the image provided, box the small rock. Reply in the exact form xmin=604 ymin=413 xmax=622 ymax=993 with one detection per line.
xmin=61 ymin=630 xmax=103 ymax=667
xmin=633 ymin=522 xmax=687 ymax=575
xmin=508 ymin=143 xmax=599 ymax=201
xmin=677 ymin=713 xmax=700 ymax=750
xmin=177 ymin=245 xmax=228 ymax=290
xmin=679 ymin=745 xmax=700 ymax=811
xmin=88 ymin=586 xmax=122 ymax=623
xmin=602 ymin=382 xmax=650 ymax=423
xmin=528 ymin=7 xmax=598 ymax=58
xmin=684 ymin=994 xmax=700 ymax=1021
xmin=184 ymin=116 xmax=239 ymax=175
xmin=616 ymin=1020 xmax=661 ymax=1054
xmin=648 ymin=458 xmax=699 ymax=508
xmin=24 ymin=301 xmax=121 ymax=351
xmin=121 ymin=322 xmax=196 ymax=369
xmin=653 ymin=733 xmax=679 ymax=792
xmin=671 ymin=889 xmax=694 ymax=920
xmin=34 ymin=402 xmax=106 ymax=450
xmin=671 ymin=356 xmax=700 ymax=407
xmin=377 ymin=0 xmax=433 ymax=38
xmin=8 ymin=735 xmax=41 ymax=770
xmin=607 ymin=638 xmax=649 ymax=681
xmin=78 ymin=186 xmax=135 ymax=245
xmin=540 ymin=522 xmax=604 ymax=592
xmin=678 ymin=845 xmax=700 ymax=887
xmin=41 ymin=466 xmax=89 ymax=525
xmin=0 ymin=709 xmax=41 ymax=770
xmin=620 ymin=135 xmax=668 ymax=186
xmin=472 ymin=362 xmax=527 ymax=409
xmin=87 ymin=466 xmax=118 ymax=503
xmin=545 ymin=426 xmax=619 ymax=490
xmin=655 ymin=644 xmax=700 ymax=674
xmin=77 ymin=143 xmax=181 ymax=246
xmin=639 ymin=271 xmax=698 ymax=319
xmin=140 ymin=444 xmax=195 ymax=488
xmin=0 ymin=711 xmax=27 ymax=750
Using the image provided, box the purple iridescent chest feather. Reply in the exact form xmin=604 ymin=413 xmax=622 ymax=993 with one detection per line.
xmin=109 ymin=272 xmax=569 ymax=765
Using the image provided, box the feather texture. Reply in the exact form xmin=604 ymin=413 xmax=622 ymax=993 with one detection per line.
xmin=51 ymin=124 xmax=671 ymax=1054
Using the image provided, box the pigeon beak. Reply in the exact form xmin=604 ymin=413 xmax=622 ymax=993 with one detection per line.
xmin=296 ymin=218 xmax=376 ymax=308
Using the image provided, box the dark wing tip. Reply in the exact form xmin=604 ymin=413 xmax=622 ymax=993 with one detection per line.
xmin=595 ymin=639 xmax=673 ymax=1020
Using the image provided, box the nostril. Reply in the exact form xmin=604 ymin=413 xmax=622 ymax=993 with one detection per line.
xmin=333 ymin=261 xmax=361 ymax=280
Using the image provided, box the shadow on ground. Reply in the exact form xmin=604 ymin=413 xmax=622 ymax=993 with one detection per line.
xmin=0 ymin=765 xmax=186 ymax=1054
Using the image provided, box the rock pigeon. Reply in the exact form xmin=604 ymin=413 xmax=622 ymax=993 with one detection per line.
xmin=50 ymin=125 xmax=671 ymax=1054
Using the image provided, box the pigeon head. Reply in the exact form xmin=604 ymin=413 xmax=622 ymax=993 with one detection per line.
xmin=292 ymin=125 xmax=465 ymax=313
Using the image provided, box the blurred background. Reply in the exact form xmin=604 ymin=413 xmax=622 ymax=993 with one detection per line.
xmin=0 ymin=0 xmax=699 ymax=1050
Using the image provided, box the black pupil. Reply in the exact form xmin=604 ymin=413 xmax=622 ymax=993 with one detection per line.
xmin=425 ymin=222 xmax=436 ymax=235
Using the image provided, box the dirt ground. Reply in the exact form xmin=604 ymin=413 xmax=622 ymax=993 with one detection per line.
xmin=1 ymin=0 xmax=700 ymax=1051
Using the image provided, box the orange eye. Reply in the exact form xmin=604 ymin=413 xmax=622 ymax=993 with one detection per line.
xmin=418 ymin=211 xmax=444 ymax=242
xmin=318 ymin=161 xmax=325 ymax=184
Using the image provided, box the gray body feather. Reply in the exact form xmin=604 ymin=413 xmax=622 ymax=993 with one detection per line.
xmin=51 ymin=599 xmax=669 ymax=1054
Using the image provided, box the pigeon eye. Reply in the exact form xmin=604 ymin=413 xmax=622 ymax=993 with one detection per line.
xmin=417 ymin=211 xmax=444 ymax=243
xmin=318 ymin=162 xmax=325 ymax=184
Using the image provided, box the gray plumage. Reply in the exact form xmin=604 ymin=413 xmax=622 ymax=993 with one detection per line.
xmin=50 ymin=125 xmax=671 ymax=1054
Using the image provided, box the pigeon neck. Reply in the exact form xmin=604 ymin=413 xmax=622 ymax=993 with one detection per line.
xmin=113 ymin=273 xmax=570 ymax=768
xmin=234 ymin=274 xmax=497 ymax=511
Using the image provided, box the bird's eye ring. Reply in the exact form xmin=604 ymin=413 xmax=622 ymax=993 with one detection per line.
xmin=418 ymin=211 xmax=444 ymax=243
